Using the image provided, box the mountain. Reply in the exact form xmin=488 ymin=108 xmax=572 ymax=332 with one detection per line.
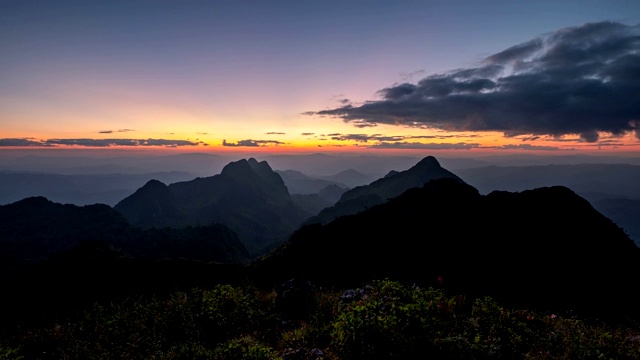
xmin=0 ymin=197 xmax=250 ymax=273
xmin=115 ymin=158 xmax=311 ymax=255
xmin=319 ymin=168 xmax=374 ymax=188
xmin=253 ymin=178 xmax=640 ymax=320
xmin=455 ymin=163 xmax=640 ymax=245
xmin=305 ymin=156 xmax=463 ymax=225
xmin=592 ymin=197 xmax=640 ymax=243
xmin=275 ymin=169 xmax=348 ymax=195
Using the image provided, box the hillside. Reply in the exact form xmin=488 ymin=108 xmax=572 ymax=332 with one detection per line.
xmin=0 ymin=196 xmax=250 ymax=273
xmin=254 ymin=178 xmax=640 ymax=320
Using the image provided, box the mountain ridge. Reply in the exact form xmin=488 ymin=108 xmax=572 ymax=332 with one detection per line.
xmin=305 ymin=155 xmax=464 ymax=225
xmin=114 ymin=158 xmax=311 ymax=254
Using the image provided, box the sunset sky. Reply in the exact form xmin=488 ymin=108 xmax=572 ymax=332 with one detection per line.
xmin=2 ymin=0 xmax=640 ymax=156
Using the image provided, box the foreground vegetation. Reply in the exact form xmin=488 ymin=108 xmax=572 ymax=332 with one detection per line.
xmin=2 ymin=279 xmax=640 ymax=359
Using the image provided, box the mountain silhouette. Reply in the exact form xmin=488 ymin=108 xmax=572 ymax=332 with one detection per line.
xmin=115 ymin=158 xmax=311 ymax=254
xmin=253 ymin=178 xmax=640 ymax=320
xmin=305 ymin=156 xmax=463 ymax=225
xmin=0 ymin=196 xmax=250 ymax=273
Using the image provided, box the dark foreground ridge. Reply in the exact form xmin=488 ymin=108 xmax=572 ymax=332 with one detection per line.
xmin=253 ymin=177 xmax=640 ymax=320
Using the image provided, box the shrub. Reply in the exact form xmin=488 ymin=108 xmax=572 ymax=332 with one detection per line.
xmin=213 ymin=336 xmax=282 ymax=360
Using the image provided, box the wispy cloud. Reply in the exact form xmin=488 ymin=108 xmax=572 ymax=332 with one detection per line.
xmin=222 ymin=139 xmax=284 ymax=147
xmin=1 ymin=137 xmax=204 ymax=147
xmin=370 ymin=142 xmax=480 ymax=150
xmin=265 ymin=132 xmax=286 ymax=135
xmin=487 ymin=144 xmax=562 ymax=151
xmin=309 ymin=21 xmax=640 ymax=143
xmin=44 ymin=138 xmax=204 ymax=147
xmin=328 ymin=133 xmax=476 ymax=143
xmin=330 ymin=134 xmax=405 ymax=143
xmin=99 ymin=129 xmax=135 ymax=134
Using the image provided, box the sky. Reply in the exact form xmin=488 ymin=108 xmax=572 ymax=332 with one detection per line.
xmin=1 ymin=0 xmax=640 ymax=157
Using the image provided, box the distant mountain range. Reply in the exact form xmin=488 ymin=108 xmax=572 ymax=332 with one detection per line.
xmin=2 ymin=155 xmax=640 ymax=322
xmin=0 ymin=170 xmax=196 ymax=206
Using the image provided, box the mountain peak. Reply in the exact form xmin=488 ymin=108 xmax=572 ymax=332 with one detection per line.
xmin=142 ymin=179 xmax=168 ymax=189
xmin=415 ymin=156 xmax=441 ymax=169
xmin=305 ymin=155 xmax=463 ymax=225
xmin=221 ymin=158 xmax=250 ymax=176
xmin=221 ymin=158 xmax=278 ymax=184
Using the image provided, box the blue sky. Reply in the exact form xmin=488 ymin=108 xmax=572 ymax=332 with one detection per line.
xmin=1 ymin=0 xmax=639 ymax=155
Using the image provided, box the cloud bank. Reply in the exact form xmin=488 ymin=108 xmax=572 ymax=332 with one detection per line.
xmin=310 ymin=21 xmax=640 ymax=143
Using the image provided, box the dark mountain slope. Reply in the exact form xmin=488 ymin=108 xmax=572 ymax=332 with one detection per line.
xmin=0 ymin=196 xmax=131 ymax=264
xmin=115 ymin=158 xmax=311 ymax=254
xmin=114 ymin=179 xmax=186 ymax=228
xmin=305 ymin=156 xmax=463 ymax=225
xmin=592 ymin=197 xmax=640 ymax=243
xmin=253 ymin=178 xmax=640 ymax=320
xmin=0 ymin=197 xmax=250 ymax=273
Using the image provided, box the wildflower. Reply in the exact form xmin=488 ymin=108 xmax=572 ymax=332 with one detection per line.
xmin=550 ymin=314 xmax=557 ymax=319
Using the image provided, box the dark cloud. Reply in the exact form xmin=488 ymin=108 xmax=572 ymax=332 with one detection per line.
xmin=370 ymin=142 xmax=479 ymax=150
xmin=520 ymin=135 xmax=541 ymax=141
xmin=44 ymin=138 xmax=202 ymax=147
xmin=222 ymin=139 xmax=284 ymax=147
xmin=301 ymin=132 xmax=315 ymax=136
xmin=309 ymin=21 xmax=640 ymax=142
xmin=579 ymin=130 xmax=600 ymax=142
xmin=352 ymin=120 xmax=378 ymax=128
xmin=99 ymin=129 xmax=135 ymax=134
xmin=265 ymin=132 xmax=286 ymax=135
xmin=0 ymin=138 xmax=49 ymax=147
